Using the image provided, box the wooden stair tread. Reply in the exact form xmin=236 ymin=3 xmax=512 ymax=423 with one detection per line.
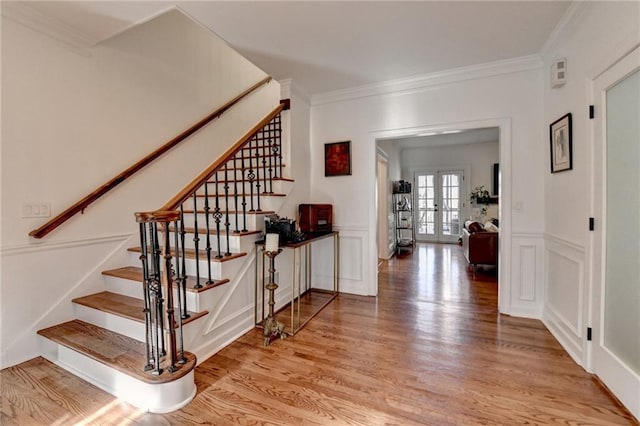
xmin=102 ymin=266 xmax=230 ymax=293
xmin=127 ymin=247 xmax=247 ymax=262
xmin=194 ymin=192 xmax=287 ymax=198
xmin=166 ymin=227 xmax=261 ymax=237
xmin=224 ymin=164 xmax=287 ymax=171
xmin=181 ymin=209 xmax=275 ymax=215
xmin=37 ymin=319 xmax=196 ymax=384
xmin=206 ymin=177 xmax=294 ymax=184
xmin=72 ymin=291 xmax=207 ymax=326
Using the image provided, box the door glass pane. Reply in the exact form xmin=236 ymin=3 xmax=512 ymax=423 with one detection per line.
xmin=441 ymin=173 xmax=461 ymax=237
xmin=604 ymin=70 xmax=640 ymax=374
xmin=416 ymin=173 xmax=436 ymax=236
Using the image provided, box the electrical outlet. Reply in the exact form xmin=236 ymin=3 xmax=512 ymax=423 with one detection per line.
xmin=22 ymin=202 xmax=51 ymax=218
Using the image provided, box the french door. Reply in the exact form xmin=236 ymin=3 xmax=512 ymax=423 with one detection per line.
xmin=590 ymin=46 xmax=640 ymax=419
xmin=415 ymin=170 xmax=464 ymax=243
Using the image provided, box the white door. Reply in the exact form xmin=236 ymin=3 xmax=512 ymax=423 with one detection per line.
xmin=590 ymin=47 xmax=640 ymax=420
xmin=415 ymin=170 xmax=463 ymax=243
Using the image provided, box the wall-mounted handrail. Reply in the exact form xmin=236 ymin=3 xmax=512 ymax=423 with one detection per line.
xmin=28 ymin=76 xmax=273 ymax=239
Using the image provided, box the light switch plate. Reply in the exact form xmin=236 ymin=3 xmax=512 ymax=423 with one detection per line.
xmin=22 ymin=202 xmax=51 ymax=218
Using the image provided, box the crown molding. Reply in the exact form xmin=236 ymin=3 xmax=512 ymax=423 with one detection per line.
xmin=1 ymin=1 xmax=93 ymax=56
xmin=311 ymin=55 xmax=543 ymax=106
xmin=540 ymin=1 xmax=586 ymax=57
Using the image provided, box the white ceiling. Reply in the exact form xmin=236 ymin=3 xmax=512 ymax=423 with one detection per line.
xmin=388 ymin=127 xmax=500 ymax=150
xmin=7 ymin=1 xmax=572 ymax=96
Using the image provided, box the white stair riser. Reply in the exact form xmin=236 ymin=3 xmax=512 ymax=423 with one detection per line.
xmin=199 ymin=179 xmax=293 ymax=196
xmin=103 ymin=275 xmax=200 ymax=313
xmin=185 ymin=195 xmax=285 ymax=213
xmin=160 ymin=231 xmax=261 ymax=254
xmin=73 ymin=303 xmax=145 ymax=342
xmin=127 ymin=251 xmax=248 ymax=282
xmin=39 ymin=337 xmax=196 ymax=413
xmin=73 ymin=303 xmax=205 ymax=351
xmin=180 ymin=212 xmax=268 ymax=232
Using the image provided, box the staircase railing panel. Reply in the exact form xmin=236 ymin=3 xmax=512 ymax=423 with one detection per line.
xmin=134 ymin=100 xmax=288 ymax=376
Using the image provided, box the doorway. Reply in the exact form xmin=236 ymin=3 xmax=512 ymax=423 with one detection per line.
xmin=415 ymin=169 xmax=465 ymax=243
xmin=371 ymin=119 xmax=511 ymax=313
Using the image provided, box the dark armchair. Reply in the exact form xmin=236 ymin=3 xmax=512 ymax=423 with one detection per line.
xmin=461 ymin=221 xmax=498 ymax=270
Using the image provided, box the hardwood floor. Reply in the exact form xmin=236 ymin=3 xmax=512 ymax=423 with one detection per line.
xmin=2 ymin=243 xmax=636 ymax=425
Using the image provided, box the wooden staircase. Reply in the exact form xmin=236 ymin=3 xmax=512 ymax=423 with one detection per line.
xmin=35 ymin=99 xmax=294 ymax=412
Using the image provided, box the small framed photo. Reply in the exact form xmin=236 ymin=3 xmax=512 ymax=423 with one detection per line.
xmin=324 ymin=141 xmax=352 ymax=177
xmin=549 ymin=113 xmax=572 ymax=173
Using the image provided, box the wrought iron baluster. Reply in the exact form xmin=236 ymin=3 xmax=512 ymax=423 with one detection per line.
xmin=179 ymin=206 xmax=189 ymax=316
xmin=255 ymin=137 xmax=262 ymax=211
xmin=233 ymin=156 xmax=239 ymax=233
xmin=173 ymin=219 xmax=187 ymax=364
xmin=248 ymin=137 xmax=256 ymax=212
xmin=202 ymin=185 xmax=212 ymax=286
xmin=261 ymin=131 xmax=269 ymax=195
xmin=240 ymin=144 xmax=248 ymax=232
xmin=214 ymin=172 xmax=223 ymax=258
xmin=276 ymin=114 xmax=283 ymax=178
xmin=192 ymin=194 xmax=201 ymax=287
xmin=267 ymin=125 xmax=274 ymax=194
xmin=162 ymin=223 xmax=178 ymax=372
xmin=149 ymin=222 xmax=165 ymax=358
xmin=224 ymin=164 xmax=231 ymax=256
xmin=138 ymin=223 xmax=154 ymax=372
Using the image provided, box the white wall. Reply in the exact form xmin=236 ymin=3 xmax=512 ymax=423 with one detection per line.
xmin=400 ymin=140 xmax=499 ymax=220
xmin=310 ymin=60 xmax=545 ymax=316
xmin=541 ymin=1 xmax=640 ymax=370
xmin=0 ymin=9 xmax=280 ymax=367
xmin=279 ymin=80 xmax=311 ymax=220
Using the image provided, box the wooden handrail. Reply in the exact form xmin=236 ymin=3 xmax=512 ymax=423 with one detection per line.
xmin=162 ymin=101 xmax=287 ymax=213
xmin=29 ymin=76 xmax=273 ymax=239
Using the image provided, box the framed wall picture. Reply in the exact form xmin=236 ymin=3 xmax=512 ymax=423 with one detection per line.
xmin=324 ymin=141 xmax=352 ymax=177
xmin=549 ymin=113 xmax=572 ymax=173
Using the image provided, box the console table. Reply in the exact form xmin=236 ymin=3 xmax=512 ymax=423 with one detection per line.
xmin=254 ymin=231 xmax=339 ymax=337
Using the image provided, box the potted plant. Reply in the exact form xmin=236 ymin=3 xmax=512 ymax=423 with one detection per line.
xmin=470 ymin=185 xmax=490 ymax=217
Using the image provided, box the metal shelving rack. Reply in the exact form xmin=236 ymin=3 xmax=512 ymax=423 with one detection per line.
xmin=393 ymin=183 xmax=415 ymax=253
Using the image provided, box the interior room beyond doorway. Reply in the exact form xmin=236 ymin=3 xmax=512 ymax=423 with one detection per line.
xmin=377 ymin=126 xmax=500 ymax=251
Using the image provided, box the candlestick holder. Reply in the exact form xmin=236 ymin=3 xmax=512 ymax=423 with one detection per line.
xmin=263 ymin=248 xmax=285 ymax=346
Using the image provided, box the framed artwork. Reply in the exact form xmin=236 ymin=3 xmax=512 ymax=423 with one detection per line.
xmin=549 ymin=113 xmax=572 ymax=173
xmin=324 ymin=141 xmax=352 ymax=177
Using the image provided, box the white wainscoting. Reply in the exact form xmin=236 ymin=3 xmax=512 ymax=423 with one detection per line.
xmin=543 ymin=234 xmax=586 ymax=366
xmin=312 ymin=226 xmax=368 ymax=295
xmin=510 ymin=233 xmax=545 ymax=318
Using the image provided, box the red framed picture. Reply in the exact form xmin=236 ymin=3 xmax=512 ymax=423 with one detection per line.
xmin=324 ymin=141 xmax=352 ymax=177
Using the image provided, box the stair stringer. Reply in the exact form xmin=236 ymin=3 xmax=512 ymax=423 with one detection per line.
xmin=187 ymin=249 xmax=257 ymax=364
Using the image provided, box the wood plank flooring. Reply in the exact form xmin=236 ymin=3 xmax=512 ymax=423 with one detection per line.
xmin=2 ymin=243 xmax=637 ymax=425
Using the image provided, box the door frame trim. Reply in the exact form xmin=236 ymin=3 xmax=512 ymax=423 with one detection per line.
xmin=370 ymin=117 xmax=511 ymax=314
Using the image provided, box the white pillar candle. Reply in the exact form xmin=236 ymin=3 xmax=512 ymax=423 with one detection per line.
xmin=265 ymin=233 xmax=279 ymax=252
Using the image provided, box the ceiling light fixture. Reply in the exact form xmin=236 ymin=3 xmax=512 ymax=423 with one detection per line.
xmin=441 ymin=130 xmax=462 ymax=134
xmin=417 ymin=132 xmax=439 ymax=137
